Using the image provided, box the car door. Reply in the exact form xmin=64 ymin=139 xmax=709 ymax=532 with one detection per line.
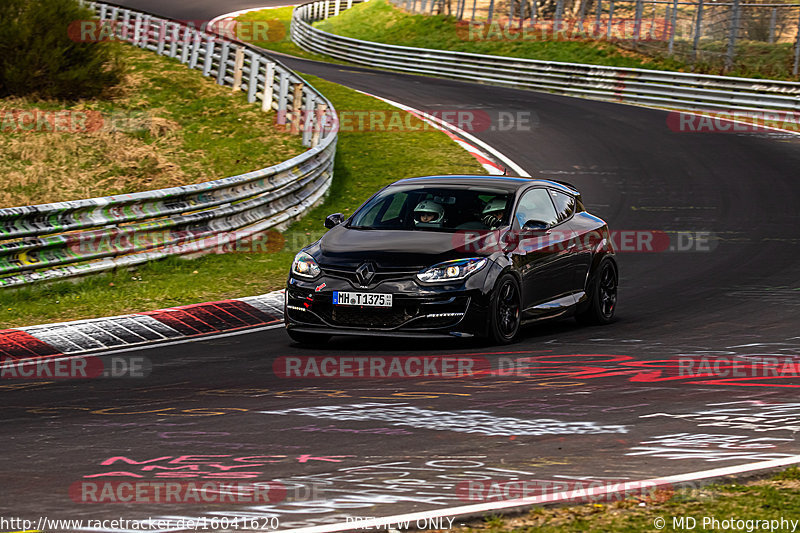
xmin=510 ymin=188 xmax=574 ymax=317
xmin=548 ymin=189 xmax=588 ymax=295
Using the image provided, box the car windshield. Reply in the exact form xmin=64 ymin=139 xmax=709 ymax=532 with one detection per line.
xmin=348 ymin=185 xmax=512 ymax=232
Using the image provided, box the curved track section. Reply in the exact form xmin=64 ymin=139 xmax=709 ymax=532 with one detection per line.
xmin=4 ymin=2 xmax=800 ymax=531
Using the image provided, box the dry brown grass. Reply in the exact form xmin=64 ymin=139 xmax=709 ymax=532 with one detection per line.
xmin=0 ymin=45 xmax=304 ymax=208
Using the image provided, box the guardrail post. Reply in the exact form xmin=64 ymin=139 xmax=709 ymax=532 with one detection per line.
xmin=99 ymin=3 xmax=107 ymax=20
xmin=311 ymin=103 xmax=326 ymax=147
xmin=133 ymin=13 xmax=142 ymax=44
xmin=334 ymin=0 xmax=341 ymax=17
xmin=188 ymin=31 xmax=200 ymax=68
xmin=203 ymin=38 xmax=215 ymax=77
xmin=725 ymin=0 xmax=741 ymax=71
xmin=794 ymin=9 xmax=800 ymax=77
xmin=141 ymin=15 xmax=151 ymax=47
xmin=324 ymin=0 xmax=330 ymax=18
xmin=277 ymin=72 xmax=290 ymax=125
xmin=247 ymin=53 xmax=260 ymax=102
xmin=692 ymin=0 xmax=705 ymax=63
xmin=217 ymin=41 xmax=231 ymax=84
xmin=347 ymin=0 xmax=353 ymax=9
xmin=169 ymin=23 xmax=179 ymax=58
xmin=156 ymin=21 xmax=166 ymax=55
xmin=121 ymin=10 xmax=131 ymax=41
xmin=291 ymin=83 xmax=304 ymax=134
xmin=232 ymin=47 xmax=245 ymax=91
xmin=263 ymin=62 xmax=276 ymax=112
xmin=302 ymin=92 xmax=315 ymax=146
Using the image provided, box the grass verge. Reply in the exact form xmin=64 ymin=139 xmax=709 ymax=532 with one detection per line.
xmin=310 ymin=0 xmax=799 ymax=80
xmin=0 ymin=45 xmax=304 ymax=207
xmin=236 ymin=7 xmax=327 ymax=60
xmin=445 ymin=467 xmax=800 ymax=532
xmin=0 ymin=73 xmax=485 ymax=328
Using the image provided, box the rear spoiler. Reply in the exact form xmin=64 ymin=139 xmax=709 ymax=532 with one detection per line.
xmin=550 ymin=179 xmax=579 ymax=192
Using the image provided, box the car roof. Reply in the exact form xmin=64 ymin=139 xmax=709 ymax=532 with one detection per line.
xmin=393 ymin=175 xmax=579 ymax=194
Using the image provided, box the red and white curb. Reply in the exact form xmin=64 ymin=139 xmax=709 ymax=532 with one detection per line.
xmin=0 ymin=291 xmax=285 ymax=361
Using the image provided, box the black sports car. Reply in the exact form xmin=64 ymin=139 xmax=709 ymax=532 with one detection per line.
xmin=285 ymin=175 xmax=617 ymax=344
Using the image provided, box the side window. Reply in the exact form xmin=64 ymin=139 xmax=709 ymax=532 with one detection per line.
xmin=514 ymin=188 xmax=558 ymax=228
xmin=358 ymin=197 xmax=389 ymax=226
xmin=382 ymin=192 xmax=407 ymax=222
xmin=550 ymin=190 xmax=576 ymax=223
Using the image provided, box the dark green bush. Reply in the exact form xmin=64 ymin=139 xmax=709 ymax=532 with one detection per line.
xmin=0 ymin=0 xmax=124 ymax=100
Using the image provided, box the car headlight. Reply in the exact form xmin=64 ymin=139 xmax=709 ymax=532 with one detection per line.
xmin=291 ymin=251 xmax=321 ymax=279
xmin=416 ymin=257 xmax=488 ymax=283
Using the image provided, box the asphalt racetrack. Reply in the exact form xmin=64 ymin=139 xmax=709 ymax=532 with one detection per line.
xmin=4 ymin=1 xmax=800 ymax=531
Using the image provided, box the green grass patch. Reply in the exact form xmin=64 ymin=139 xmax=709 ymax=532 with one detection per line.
xmin=309 ymin=0 xmax=799 ymax=80
xmin=237 ymin=7 xmax=330 ymax=60
xmin=313 ymin=0 xmax=687 ymax=71
xmin=0 ymin=44 xmax=304 ymax=207
xmin=0 ymin=73 xmax=485 ymax=328
xmin=446 ymin=468 xmax=800 ymax=532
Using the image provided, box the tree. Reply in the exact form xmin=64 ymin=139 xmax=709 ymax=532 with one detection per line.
xmin=0 ymin=0 xmax=124 ymax=100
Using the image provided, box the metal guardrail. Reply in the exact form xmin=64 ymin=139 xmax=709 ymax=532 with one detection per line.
xmin=0 ymin=1 xmax=339 ymax=288
xmin=291 ymin=0 xmax=800 ymax=113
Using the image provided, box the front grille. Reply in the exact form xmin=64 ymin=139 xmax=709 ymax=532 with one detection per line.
xmin=330 ymin=305 xmax=417 ymax=328
xmin=288 ymin=287 xmax=471 ymax=330
xmin=320 ymin=265 xmax=419 ymax=287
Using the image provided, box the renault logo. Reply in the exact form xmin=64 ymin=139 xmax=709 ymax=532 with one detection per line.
xmin=355 ymin=262 xmax=376 ymax=286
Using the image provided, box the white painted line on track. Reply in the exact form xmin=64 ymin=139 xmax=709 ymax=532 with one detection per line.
xmin=208 ymin=5 xmax=298 ymax=28
xmin=355 ymin=90 xmax=532 ymax=177
xmin=279 ymin=455 xmax=800 ymax=533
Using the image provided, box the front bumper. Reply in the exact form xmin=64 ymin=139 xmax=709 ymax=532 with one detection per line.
xmin=285 ymin=273 xmax=490 ymax=338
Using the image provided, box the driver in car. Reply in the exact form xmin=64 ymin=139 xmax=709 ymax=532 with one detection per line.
xmin=481 ymin=198 xmax=507 ymax=228
xmin=413 ymin=200 xmax=445 ymax=227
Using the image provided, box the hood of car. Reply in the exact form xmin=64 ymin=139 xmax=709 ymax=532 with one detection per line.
xmin=313 ymin=225 xmax=490 ymax=269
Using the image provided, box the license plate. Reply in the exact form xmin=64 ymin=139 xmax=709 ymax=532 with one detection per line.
xmin=333 ymin=291 xmax=392 ymax=307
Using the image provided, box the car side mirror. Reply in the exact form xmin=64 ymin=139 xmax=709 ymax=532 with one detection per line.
xmin=324 ymin=213 xmax=345 ymax=229
xmin=522 ymin=220 xmax=550 ymax=232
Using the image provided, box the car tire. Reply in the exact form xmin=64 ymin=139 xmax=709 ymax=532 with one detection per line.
xmin=287 ymin=329 xmax=331 ymax=345
xmin=488 ymin=273 xmax=522 ymax=345
xmin=576 ymin=257 xmax=618 ymax=326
